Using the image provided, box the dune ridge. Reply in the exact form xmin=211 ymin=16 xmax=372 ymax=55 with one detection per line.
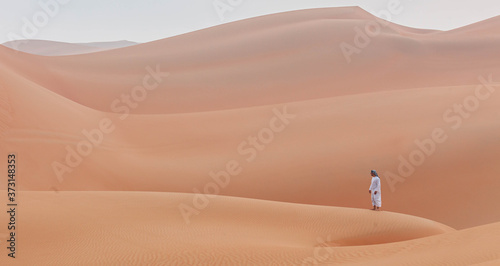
xmin=0 ymin=6 xmax=499 ymax=265
xmin=1 ymin=8 xmax=499 ymax=114
xmin=0 ymin=191 xmax=498 ymax=265
xmin=1 ymin=39 xmax=138 ymax=56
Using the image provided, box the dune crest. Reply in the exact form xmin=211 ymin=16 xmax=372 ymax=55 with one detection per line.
xmin=1 ymin=7 xmax=500 ymax=114
xmin=1 ymin=39 xmax=138 ymax=56
xmin=1 ymin=6 xmax=499 ymax=265
xmin=0 ymin=191 xmax=463 ymax=265
xmin=1 ymin=191 xmax=498 ymax=265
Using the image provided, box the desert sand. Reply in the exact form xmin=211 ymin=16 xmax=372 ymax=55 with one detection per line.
xmin=0 ymin=6 xmax=499 ymax=265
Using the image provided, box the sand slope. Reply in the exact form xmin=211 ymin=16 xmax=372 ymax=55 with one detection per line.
xmin=2 ymin=77 xmax=499 ymax=228
xmin=0 ymin=6 xmax=499 ymax=265
xmin=1 ymin=7 xmax=499 ymax=114
xmin=1 ymin=191 xmax=499 ymax=265
xmin=1 ymin=8 xmax=500 ymax=230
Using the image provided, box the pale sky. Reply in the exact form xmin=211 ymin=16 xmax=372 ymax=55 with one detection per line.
xmin=1 ymin=0 xmax=499 ymax=44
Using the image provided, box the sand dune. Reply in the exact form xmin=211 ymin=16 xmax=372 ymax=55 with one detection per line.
xmin=2 ymin=77 xmax=499 ymax=229
xmin=1 ymin=40 xmax=138 ymax=56
xmin=1 ymin=7 xmax=499 ymax=114
xmin=1 ymin=191 xmax=498 ymax=265
xmin=0 ymin=6 xmax=499 ymax=265
xmin=1 ymin=7 xmax=500 ymax=230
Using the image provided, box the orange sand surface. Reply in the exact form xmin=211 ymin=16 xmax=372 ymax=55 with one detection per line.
xmin=1 ymin=6 xmax=499 ymax=265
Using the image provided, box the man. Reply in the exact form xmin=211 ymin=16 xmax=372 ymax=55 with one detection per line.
xmin=369 ymin=170 xmax=381 ymax=211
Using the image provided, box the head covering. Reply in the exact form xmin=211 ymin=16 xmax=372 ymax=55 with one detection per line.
xmin=371 ymin=170 xmax=378 ymax=176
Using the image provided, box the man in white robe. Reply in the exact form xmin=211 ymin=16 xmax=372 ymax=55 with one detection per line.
xmin=369 ymin=170 xmax=381 ymax=210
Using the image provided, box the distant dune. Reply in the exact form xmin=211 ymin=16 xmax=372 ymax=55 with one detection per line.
xmin=1 ymin=6 xmax=499 ymax=265
xmin=1 ymin=8 xmax=498 ymax=114
xmin=1 ymin=39 xmax=138 ymax=56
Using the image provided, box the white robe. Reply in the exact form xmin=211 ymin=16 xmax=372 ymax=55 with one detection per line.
xmin=369 ymin=176 xmax=382 ymax=207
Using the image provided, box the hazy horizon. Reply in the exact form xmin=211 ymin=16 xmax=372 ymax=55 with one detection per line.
xmin=1 ymin=0 xmax=500 ymax=44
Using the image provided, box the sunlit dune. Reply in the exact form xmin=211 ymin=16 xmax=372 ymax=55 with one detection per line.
xmin=1 ymin=6 xmax=499 ymax=265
